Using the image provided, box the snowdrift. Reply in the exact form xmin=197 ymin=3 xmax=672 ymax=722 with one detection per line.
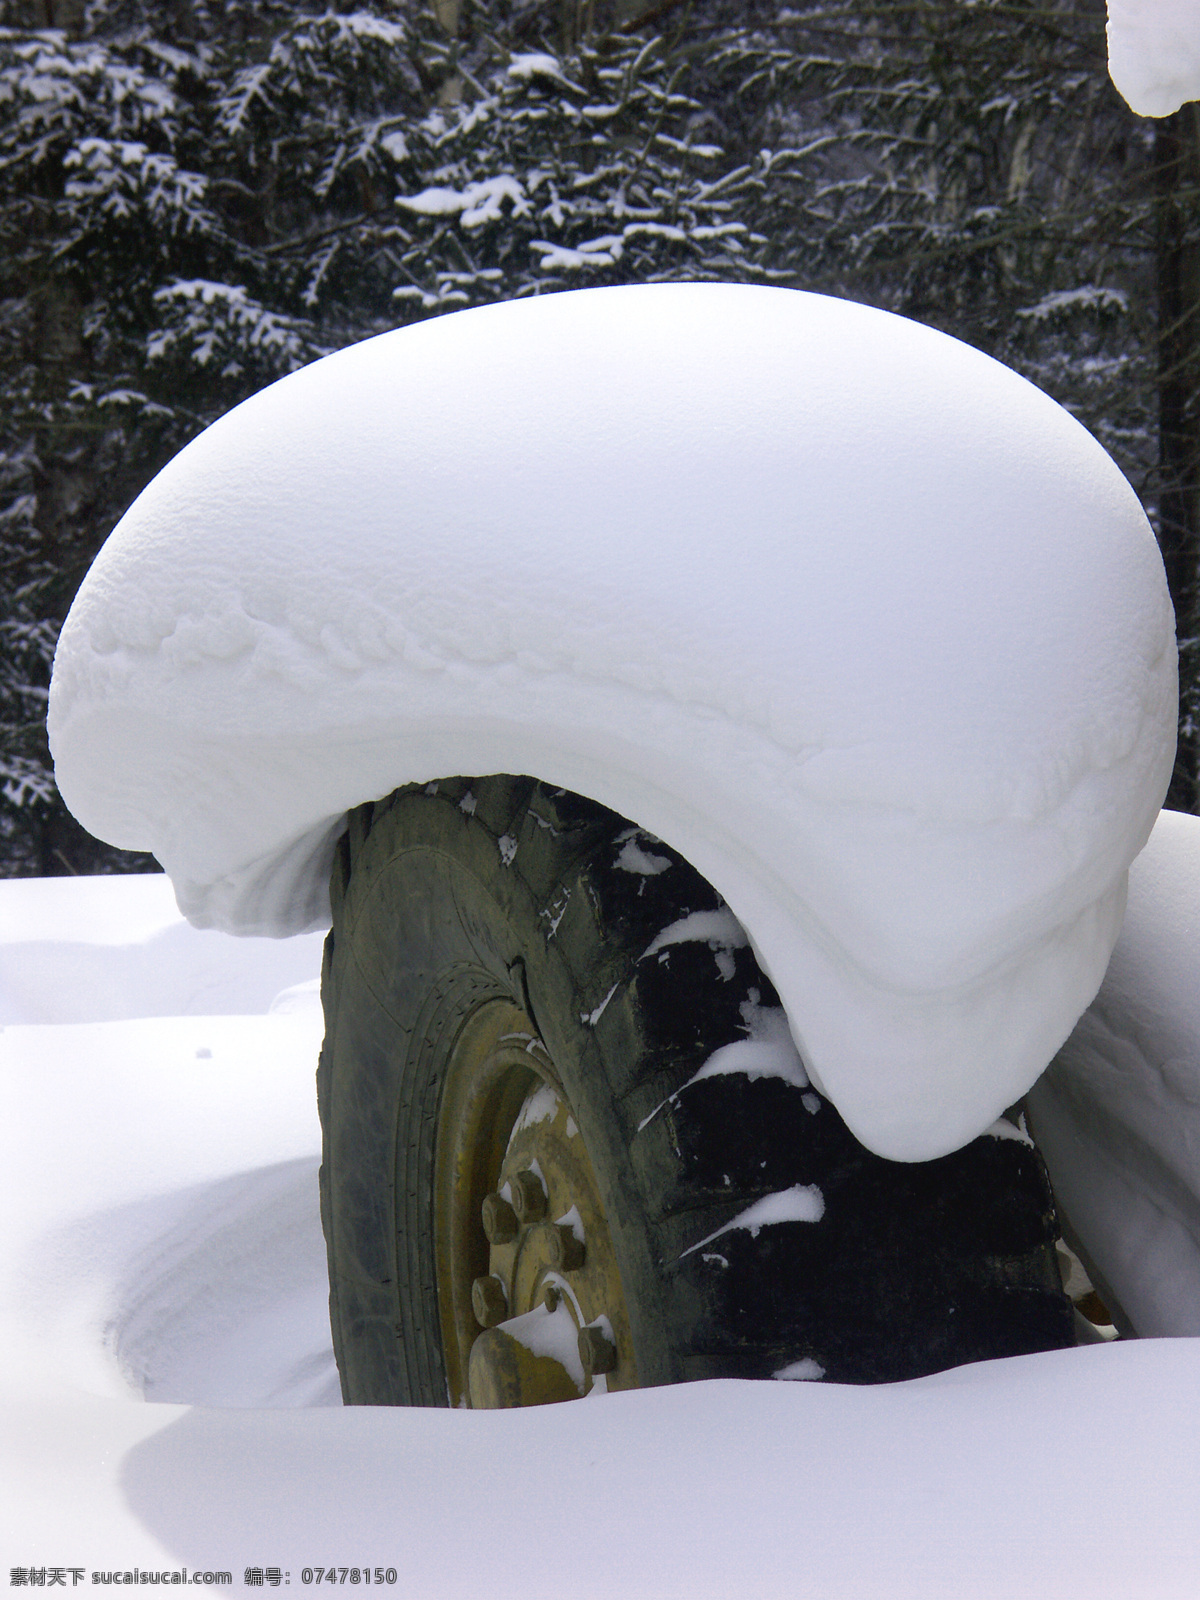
xmin=48 ymin=284 xmax=1176 ymax=1160
xmin=3 ymin=866 xmax=1200 ymax=1594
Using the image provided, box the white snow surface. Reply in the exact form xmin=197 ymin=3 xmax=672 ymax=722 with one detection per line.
xmin=0 ymin=871 xmax=325 ymax=1025
xmin=3 ymin=871 xmax=1200 ymax=1594
xmin=1108 ymin=0 xmax=1200 ymax=116
xmin=47 ymin=284 xmax=1176 ymax=1161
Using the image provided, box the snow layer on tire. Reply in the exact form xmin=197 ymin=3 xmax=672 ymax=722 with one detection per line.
xmin=1029 ymin=808 xmax=1200 ymax=1335
xmin=48 ymin=284 xmax=1176 ymax=1161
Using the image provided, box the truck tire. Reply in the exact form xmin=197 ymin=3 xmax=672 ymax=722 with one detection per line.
xmin=318 ymin=775 xmax=1074 ymax=1407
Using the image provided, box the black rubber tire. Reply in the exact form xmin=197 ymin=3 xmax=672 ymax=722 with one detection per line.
xmin=318 ymin=775 xmax=1074 ymax=1406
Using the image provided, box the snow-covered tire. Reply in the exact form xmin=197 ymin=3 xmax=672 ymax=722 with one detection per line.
xmin=317 ymin=776 xmax=1074 ymax=1407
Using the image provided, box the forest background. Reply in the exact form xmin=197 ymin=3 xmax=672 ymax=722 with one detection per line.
xmin=1 ymin=0 xmax=1197 ymax=876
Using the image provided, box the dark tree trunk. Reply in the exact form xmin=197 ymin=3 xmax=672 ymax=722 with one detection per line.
xmin=10 ymin=1 xmax=86 ymax=30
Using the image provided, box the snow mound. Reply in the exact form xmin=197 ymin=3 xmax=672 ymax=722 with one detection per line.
xmin=1108 ymin=0 xmax=1200 ymax=117
xmin=1029 ymin=808 xmax=1200 ymax=1336
xmin=4 ymin=871 xmax=1200 ymax=1591
xmin=0 ymin=872 xmax=325 ymax=1024
xmin=48 ymin=284 xmax=1176 ymax=1161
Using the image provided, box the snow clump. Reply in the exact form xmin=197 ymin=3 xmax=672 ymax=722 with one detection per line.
xmin=1107 ymin=0 xmax=1200 ymax=116
xmin=48 ymin=284 xmax=1176 ymax=1162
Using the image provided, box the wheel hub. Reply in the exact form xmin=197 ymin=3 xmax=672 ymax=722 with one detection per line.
xmin=434 ymin=1000 xmax=636 ymax=1408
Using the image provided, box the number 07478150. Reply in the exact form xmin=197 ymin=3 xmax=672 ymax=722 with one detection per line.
xmin=299 ymin=1570 xmax=397 ymax=1585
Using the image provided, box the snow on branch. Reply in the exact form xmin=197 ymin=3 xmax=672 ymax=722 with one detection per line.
xmin=63 ymin=138 xmax=207 ymax=227
xmin=147 ymin=282 xmax=315 ymax=376
xmin=1017 ymin=286 xmax=1130 ymax=322
xmin=396 ymin=175 xmax=530 ymax=228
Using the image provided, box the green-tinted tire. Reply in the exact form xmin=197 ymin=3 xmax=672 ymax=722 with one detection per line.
xmin=317 ymin=775 xmax=1074 ymax=1406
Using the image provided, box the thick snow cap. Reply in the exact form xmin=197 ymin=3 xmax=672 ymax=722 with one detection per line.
xmin=49 ymin=285 xmax=1176 ymax=1161
xmin=1107 ymin=0 xmax=1200 ymax=117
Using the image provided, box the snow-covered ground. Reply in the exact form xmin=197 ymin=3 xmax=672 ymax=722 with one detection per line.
xmin=3 ymin=869 xmax=1199 ymax=1596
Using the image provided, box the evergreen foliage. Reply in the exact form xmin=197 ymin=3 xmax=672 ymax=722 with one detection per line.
xmin=0 ymin=0 xmax=1196 ymax=873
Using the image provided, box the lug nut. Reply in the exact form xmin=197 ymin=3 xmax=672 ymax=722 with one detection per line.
xmin=468 ymin=1325 xmax=584 ymax=1409
xmin=471 ymin=1274 xmax=508 ymax=1329
xmin=536 ymin=1221 xmax=585 ymax=1272
xmin=510 ymin=1168 xmax=548 ymax=1223
xmin=481 ymin=1191 xmax=519 ymax=1245
xmin=578 ymin=1324 xmax=617 ymax=1376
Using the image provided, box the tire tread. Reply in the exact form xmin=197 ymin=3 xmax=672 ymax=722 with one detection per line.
xmin=320 ymin=775 xmax=1074 ymax=1403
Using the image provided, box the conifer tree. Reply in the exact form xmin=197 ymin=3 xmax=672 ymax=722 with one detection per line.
xmin=1 ymin=0 xmax=1196 ymax=872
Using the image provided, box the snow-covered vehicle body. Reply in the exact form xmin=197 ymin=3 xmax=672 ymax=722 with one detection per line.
xmin=49 ymin=284 xmax=1175 ymax=1160
xmin=49 ymin=284 xmax=1180 ymax=1402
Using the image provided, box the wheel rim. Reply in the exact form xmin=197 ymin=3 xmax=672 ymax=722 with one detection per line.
xmin=434 ymin=997 xmax=638 ymax=1408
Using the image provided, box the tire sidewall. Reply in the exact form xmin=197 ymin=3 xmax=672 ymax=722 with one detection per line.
xmin=323 ymin=786 xmax=676 ymax=1403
